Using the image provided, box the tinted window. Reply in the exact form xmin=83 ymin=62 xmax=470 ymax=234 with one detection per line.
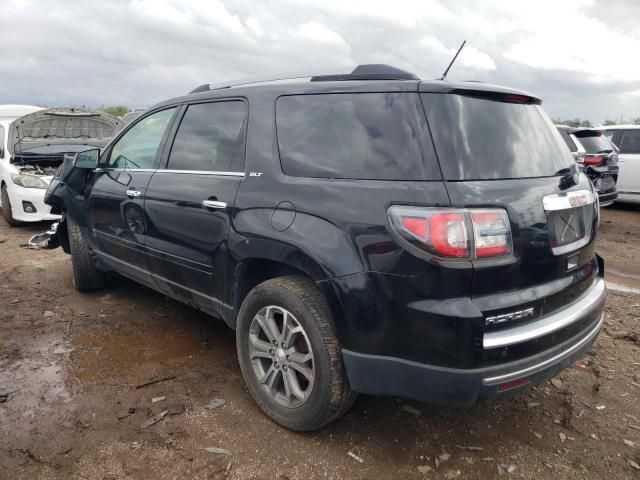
xmin=557 ymin=127 xmax=577 ymax=152
xmin=108 ymin=108 xmax=176 ymax=169
xmin=423 ymin=94 xmax=573 ymax=180
xmin=574 ymin=133 xmax=614 ymax=153
xmin=276 ymin=93 xmax=439 ymax=180
xmin=619 ymin=130 xmax=640 ymax=154
xmin=168 ymin=101 xmax=246 ymax=172
xmin=0 ymin=126 xmax=5 ymax=158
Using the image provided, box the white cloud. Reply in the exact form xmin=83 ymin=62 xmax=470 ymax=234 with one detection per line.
xmin=295 ymin=22 xmax=348 ymax=46
xmin=1 ymin=0 xmax=638 ymax=121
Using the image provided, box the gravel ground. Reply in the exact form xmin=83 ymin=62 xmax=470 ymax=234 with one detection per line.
xmin=1 ymin=204 xmax=639 ymax=480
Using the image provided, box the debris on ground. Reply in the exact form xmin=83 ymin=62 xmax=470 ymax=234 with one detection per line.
xmin=130 ymin=441 xmax=144 ymax=450
xmin=116 ymin=407 xmax=136 ymax=420
xmin=456 ymin=445 xmax=484 ymax=451
xmin=527 ymin=402 xmax=541 ymax=408
xmin=624 ymin=439 xmax=635 ymax=447
xmin=135 ymin=375 xmax=177 ymax=389
xmin=205 ymin=398 xmax=225 ymax=410
xmin=205 ymin=447 xmax=232 ymax=456
xmin=347 ymin=450 xmax=365 ymax=463
xmin=628 ymin=459 xmax=640 ymax=470
xmin=166 ymin=403 xmax=185 ymax=416
xmin=444 ymin=470 xmax=461 ymax=479
xmin=559 ymin=432 xmax=567 ymax=443
xmin=550 ymin=378 xmax=562 ymax=389
xmin=533 ymin=432 xmax=543 ymax=439
xmin=151 ymin=396 xmax=166 ymax=403
xmin=401 ymin=404 xmax=421 ymax=416
xmin=43 ymin=311 xmax=55 ymax=318
xmin=417 ymin=465 xmax=432 ymax=474
xmin=140 ymin=410 xmax=168 ymax=429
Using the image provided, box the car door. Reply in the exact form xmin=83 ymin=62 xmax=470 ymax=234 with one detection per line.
xmin=615 ymin=129 xmax=640 ymax=196
xmin=143 ymin=100 xmax=247 ymax=316
xmin=86 ymin=107 xmax=178 ymax=285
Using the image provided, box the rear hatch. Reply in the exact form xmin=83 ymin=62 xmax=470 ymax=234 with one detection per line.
xmin=8 ymin=108 xmax=122 ymax=175
xmin=420 ymin=87 xmax=601 ymax=345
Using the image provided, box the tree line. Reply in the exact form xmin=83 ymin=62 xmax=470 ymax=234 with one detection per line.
xmin=551 ymin=117 xmax=640 ymax=128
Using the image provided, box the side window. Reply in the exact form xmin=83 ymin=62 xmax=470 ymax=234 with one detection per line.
xmin=167 ymin=101 xmax=247 ymax=172
xmin=108 ymin=108 xmax=176 ymax=169
xmin=0 ymin=125 xmax=5 ymax=158
xmin=276 ymin=93 xmax=439 ymax=180
xmin=618 ymin=130 xmax=640 ymax=154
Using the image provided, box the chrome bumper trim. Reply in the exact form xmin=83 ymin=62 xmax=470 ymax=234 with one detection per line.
xmin=483 ymin=312 xmax=603 ymax=386
xmin=483 ymin=277 xmax=606 ymax=349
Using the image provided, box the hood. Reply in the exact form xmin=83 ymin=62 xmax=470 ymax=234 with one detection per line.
xmin=8 ymin=108 xmax=122 ymax=154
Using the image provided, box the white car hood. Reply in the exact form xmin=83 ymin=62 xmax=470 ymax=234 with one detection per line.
xmin=8 ymin=108 xmax=122 ymax=154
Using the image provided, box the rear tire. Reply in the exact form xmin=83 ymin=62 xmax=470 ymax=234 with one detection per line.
xmin=67 ymin=215 xmax=104 ymax=291
xmin=1 ymin=184 xmax=22 ymax=227
xmin=236 ymin=275 xmax=356 ymax=431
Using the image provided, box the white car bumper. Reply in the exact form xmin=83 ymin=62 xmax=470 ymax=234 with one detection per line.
xmin=6 ymin=184 xmax=61 ymax=222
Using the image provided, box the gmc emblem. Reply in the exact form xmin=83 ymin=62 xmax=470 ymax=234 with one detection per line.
xmin=485 ymin=307 xmax=535 ymax=326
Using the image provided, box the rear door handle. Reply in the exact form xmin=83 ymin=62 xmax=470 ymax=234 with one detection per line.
xmin=126 ymin=189 xmax=142 ymax=198
xmin=202 ymin=200 xmax=227 ymax=210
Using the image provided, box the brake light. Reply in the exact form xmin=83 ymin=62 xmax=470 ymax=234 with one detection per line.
xmin=583 ymin=155 xmax=604 ymax=166
xmin=504 ymin=93 xmax=530 ymax=104
xmin=471 ymin=211 xmax=511 ymax=257
xmin=388 ymin=207 xmax=512 ymax=260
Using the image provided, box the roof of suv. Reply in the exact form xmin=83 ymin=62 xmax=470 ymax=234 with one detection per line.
xmin=152 ymin=64 xmax=540 ymax=111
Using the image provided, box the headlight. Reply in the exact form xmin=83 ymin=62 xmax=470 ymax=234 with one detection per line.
xmin=10 ymin=173 xmax=49 ymax=189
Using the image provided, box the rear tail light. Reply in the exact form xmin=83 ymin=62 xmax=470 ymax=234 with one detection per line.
xmin=583 ymin=154 xmax=605 ymax=166
xmin=388 ymin=207 xmax=512 ymax=260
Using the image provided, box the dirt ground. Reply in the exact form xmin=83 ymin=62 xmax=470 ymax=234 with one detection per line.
xmin=1 ymin=205 xmax=639 ymax=480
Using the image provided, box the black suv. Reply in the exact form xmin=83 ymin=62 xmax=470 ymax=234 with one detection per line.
xmin=43 ymin=65 xmax=606 ymax=431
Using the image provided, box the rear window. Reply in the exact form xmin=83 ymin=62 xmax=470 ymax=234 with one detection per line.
xmin=574 ymin=133 xmax=614 ymax=153
xmin=422 ymin=93 xmax=574 ymax=180
xmin=276 ymin=93 xmax=440 ymax=180
xmin=619 ymin=130 xmax=640 ymax=154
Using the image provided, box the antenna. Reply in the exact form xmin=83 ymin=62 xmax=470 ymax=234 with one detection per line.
xmin=440 ymin=40 xmax=466 ymax=81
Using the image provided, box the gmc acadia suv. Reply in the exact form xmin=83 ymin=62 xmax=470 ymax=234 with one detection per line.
xmin=43 ymin=65 xmax=606 ymax=431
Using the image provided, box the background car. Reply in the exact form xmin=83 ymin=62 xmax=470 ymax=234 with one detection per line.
xmin=122 ymin=108 xmax=146 ymax=125
xmin=593 ymin=125 xmax=640 ymax=204
xmin=0 ymin=107 xmax=122 ymax=226
xmin=556 ymin=125 xmax=618 ymax=206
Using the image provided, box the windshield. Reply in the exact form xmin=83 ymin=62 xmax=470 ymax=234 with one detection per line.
xmin=422 ymin=93 xmax=574 ymax=180
xmin=574 ymin=134 xmax=614 ymax=153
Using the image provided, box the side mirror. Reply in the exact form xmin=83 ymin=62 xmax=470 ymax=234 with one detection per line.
xmin=74 ymin=148 xmax=100 ymax=169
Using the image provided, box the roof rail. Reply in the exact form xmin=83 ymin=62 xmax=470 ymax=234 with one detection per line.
xmin=187 ymin=64 xmax=419 ymax=94
xmin=310 ymin=64 xmax=419 ymax=82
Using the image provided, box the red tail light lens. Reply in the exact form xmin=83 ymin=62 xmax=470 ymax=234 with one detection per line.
xmin=471 ymin=211 xmax=512 ymax=257
xmin=429 ymin=212 xmax=469 ymax=257
xmin=583 ymin=155 xmax=604 ymax=166
xmin=388 ymin=207 xmax=512 ymax=260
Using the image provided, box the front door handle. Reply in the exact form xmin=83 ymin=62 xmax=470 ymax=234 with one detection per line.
xmin=126 ymin=189 xmax=142 ymax=198
xmin=202 ymin=200 xmax=227 ymax=210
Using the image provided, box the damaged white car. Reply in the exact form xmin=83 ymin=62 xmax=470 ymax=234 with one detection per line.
xmin=0 ymin=107 xmax=121 ymax=226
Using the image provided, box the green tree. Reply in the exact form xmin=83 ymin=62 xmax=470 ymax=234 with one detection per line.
xmin=603 ymin=119 xmax=617 ymax=126
xmin=101 ymin=106 xmax=129 ymax=117
xmin=632 ymin=117 xmax=640 ymax=125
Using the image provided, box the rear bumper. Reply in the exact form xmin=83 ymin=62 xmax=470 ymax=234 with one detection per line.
xmin=343 ymin=312 xmax=602 ymax=406
xmin=597 ymin=190 xmax=618 ymax=207
xmin=342 ymin=274 xmax=606 ymax=406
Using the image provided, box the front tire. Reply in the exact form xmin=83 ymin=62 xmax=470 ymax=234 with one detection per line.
xmin=67 ymin=215 xmax=104 ymax=291
xmin=1 ymin=184 xmax=22 ymax=227
xmin=236 ymin=276 xmax=356 ymax=431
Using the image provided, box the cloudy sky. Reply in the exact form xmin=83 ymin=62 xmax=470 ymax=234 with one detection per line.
xmin=3 ymin=0 xmax=639 ymax=122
